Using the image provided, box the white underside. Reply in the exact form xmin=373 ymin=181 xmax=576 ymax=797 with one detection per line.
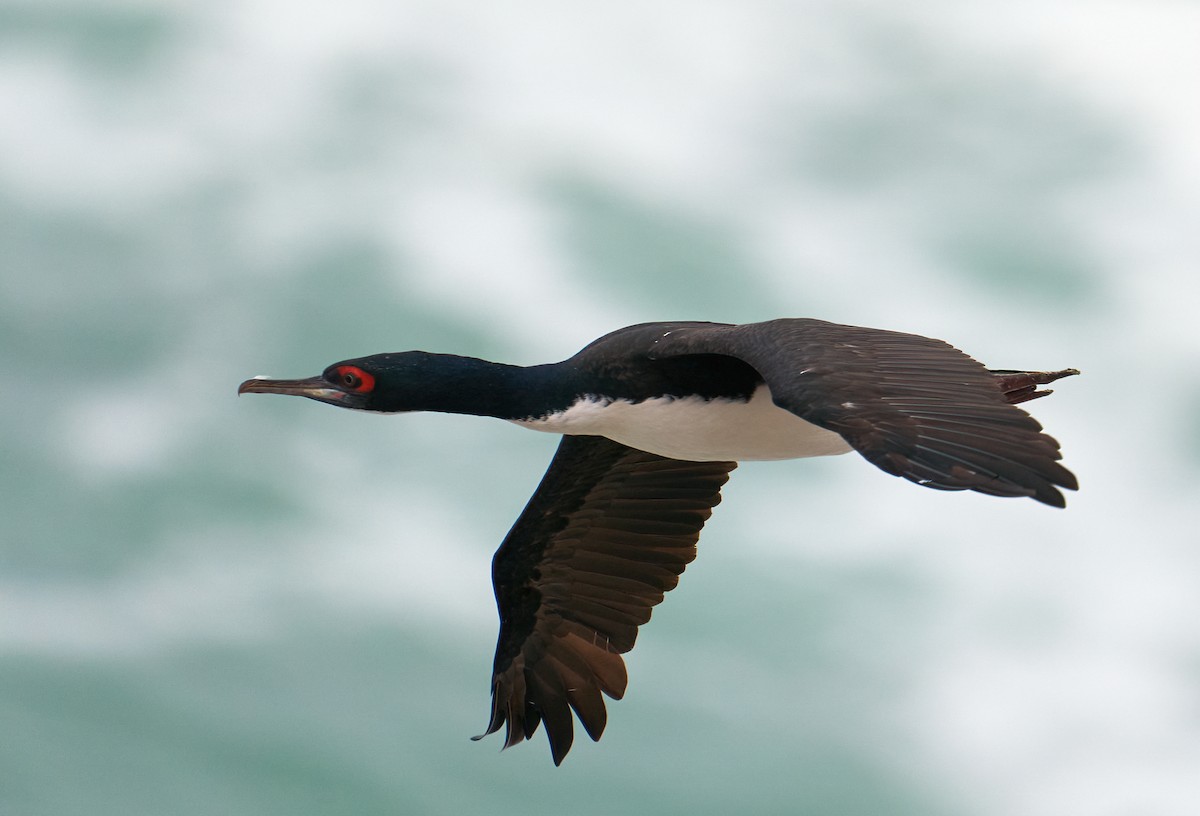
xmin=509 ymin=384 xmax=852 ymax=462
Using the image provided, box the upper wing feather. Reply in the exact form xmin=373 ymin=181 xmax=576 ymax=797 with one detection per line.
xmin=651 ymin=318 xmax=1077 ymax=506
xmin=475 ymin=434 xmax=736 ymax=764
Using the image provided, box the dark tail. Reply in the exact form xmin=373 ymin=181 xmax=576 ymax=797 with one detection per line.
xmin=990 ymin=368 xmax=1080 ymax=405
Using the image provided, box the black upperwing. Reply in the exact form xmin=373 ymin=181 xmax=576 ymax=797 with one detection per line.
xmin=475 ymin=434 xmax=736 ymax=765
xmin=649 ymin=318 xmax=1078 ymax=506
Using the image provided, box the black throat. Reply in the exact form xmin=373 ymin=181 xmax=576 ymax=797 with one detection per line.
xmin=361 ymin=329 xmax=763 ymax=421
xmin=365 ymin=353 xmax=576 ymax=420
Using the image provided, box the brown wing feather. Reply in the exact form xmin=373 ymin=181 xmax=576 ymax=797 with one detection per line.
xmin=651 ymin=318 xmax=1077 ymax=506
xmin=473 ymin=435 xmax=736 ymax=764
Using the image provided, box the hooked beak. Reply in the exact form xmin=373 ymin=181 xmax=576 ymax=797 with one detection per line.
xmin=237 ymin=376 xmax=357 ymax=407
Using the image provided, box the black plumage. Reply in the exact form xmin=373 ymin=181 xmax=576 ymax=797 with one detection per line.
xmin=238 ymin=317 xmax=1079 ymax=764
xmin=475 ymin=435 xmax=735 ymax=764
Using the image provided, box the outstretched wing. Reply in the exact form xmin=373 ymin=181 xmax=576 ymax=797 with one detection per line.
xmin=651 ymin=318 xmax=1077 ymax=506
xmin=475 ymin=435 xmax=736 ymax=764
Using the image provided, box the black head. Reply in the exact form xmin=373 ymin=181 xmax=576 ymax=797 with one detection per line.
xmin=238 ymin=351 xmax=525 ymax=416
xmin=238 ymin=352 xmax=433 ymax=412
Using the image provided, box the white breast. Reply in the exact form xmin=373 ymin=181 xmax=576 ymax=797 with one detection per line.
xmin=509 ymin=384 xmax=852 ymax=462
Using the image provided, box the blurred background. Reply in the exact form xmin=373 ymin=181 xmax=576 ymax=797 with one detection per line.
xmin=2 ymin=1 xmax=1198 ymax=814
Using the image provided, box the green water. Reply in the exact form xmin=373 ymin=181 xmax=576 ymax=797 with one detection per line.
xmin=3 ymin=3 xmax=1198 ymax=815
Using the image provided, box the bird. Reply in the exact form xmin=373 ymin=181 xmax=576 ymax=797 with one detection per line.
xmin=238 ymin=317 xmax=1078 ymax=765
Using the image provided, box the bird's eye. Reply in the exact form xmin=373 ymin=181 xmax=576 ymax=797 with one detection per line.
xmin=333 ymin=365 xmax=375 ymax=393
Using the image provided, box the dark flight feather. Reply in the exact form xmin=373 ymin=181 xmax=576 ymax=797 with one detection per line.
xmin=651 ymin=318 xmax=1077 ymax=507
xmin=474 ymin=434 xmax=735 ymax=764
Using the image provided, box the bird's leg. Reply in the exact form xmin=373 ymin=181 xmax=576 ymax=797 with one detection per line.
xmin=990 ymin=368 xmax=1080 ymax=405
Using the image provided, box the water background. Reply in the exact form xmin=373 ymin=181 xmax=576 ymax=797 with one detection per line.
xmin=3 ymin=2 xmax=1199 ymax=814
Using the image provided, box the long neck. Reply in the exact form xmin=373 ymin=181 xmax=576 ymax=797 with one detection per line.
xmin=389 ymin=353 xmax=575 ymax=420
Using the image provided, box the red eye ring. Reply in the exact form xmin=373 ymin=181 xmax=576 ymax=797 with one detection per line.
xmin=334 ymin=365 xmax=375 ymax=393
